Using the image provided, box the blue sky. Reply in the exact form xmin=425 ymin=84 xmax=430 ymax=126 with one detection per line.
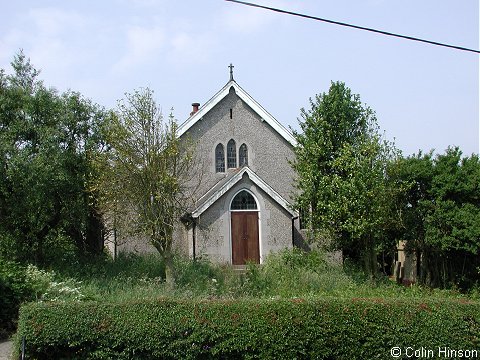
xmin=1 ymin=0 xmax=478 ymax=156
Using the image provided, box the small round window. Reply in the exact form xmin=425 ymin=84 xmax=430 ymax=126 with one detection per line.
xmin=231 ymin=191 xmax=257 ymax=210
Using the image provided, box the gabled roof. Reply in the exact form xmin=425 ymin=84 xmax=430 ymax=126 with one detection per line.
xmin=177 ymin=80 xmax=297 ymax=146
xmin=192 ymin=167 xmax=298 ymax=218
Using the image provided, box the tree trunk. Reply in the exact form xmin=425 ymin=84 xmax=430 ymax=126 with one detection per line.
xmin=152 ymin=234 xmax=175 ymax=286
xmin=163 ymin=251 xmax=175 ymax=287
xmin=363 ymin=236 xmax=377 ymax=281
xmin=85 ymin=205 xmax=104 ymax=254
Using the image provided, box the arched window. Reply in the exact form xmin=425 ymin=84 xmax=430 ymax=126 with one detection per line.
xmin=239 ymin=143 xmax=248 ymax=167
xmin=231 ymin=190 xmax=257 ymax=210
xmin=227 ymin=139 xmax=236 ymax=169
xmin=215 ymin=143 xmax=225 ymax=173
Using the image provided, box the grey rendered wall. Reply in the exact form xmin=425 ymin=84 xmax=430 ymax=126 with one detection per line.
xmin=115 ymin=86 xmax=301 ymax=260
xmin=182 ymin=87 xmax=297 ymax=204
xmin=109 ymin=222 xmax=188 ymax=257
xmin=195 ymin=174 xmax=292 ymax=263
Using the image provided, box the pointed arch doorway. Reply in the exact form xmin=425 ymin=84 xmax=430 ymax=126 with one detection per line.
xmin=230 ymin=190 xmax=260 ymax=265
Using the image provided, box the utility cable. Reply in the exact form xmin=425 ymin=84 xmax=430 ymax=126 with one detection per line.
xmin=225 ymin=0 xmax=480 ymax=54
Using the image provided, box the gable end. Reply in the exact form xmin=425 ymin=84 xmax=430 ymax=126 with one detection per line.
xmin=177 ymin=80 xmax=297 ymax=146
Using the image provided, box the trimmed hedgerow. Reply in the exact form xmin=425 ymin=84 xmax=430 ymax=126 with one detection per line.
xmin=0 ymin=260 xmax=35 ymax=339
xmin=16 ymin=298 xmax=480 ymax=359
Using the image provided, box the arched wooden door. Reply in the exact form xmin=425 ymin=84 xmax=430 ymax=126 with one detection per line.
xmin=230 ymin=191 xmax=259 ymax=265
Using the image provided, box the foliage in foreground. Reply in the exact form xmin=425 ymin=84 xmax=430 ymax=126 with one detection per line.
xmin=292 ymin=81 xmax=403 ymax=277
xmin=0 ymin=260 xmax=32 ymax=339
xmin=3 ymin=249 xmax=476 ymax=340
xmin=92 ymin=88 xmax=201 ymax=285
xmin=51 ymin=249 xmax=469 ymax=303
xmin=0 ymin=51 xmax=106 ymax=266
xmin=16 ymin=297 xmax=480 ymax=359
xmin=0 ymin=259 xmax=84 ymax=339
xmin=392 ymin=148 xmax=480 ymax=289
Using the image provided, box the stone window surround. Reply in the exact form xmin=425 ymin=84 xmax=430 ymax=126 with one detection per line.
xmin=215 ymin=143 xmax=225 ymax=173
xmin=239 ymin=143 xmax=248 ymax=167
xmin=215 ymin=139 xmax=249 ymax=173
xmin=231 ymin=189 xmax=257 ymax=210
xmin=227 ymin=139 xmax=237 ymax=169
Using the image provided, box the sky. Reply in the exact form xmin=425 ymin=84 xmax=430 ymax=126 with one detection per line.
xmin=1 ymin=0 xmax=478 ymax=156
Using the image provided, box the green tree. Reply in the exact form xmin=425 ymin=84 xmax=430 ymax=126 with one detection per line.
xmin=394 ymin=148 xmax=480 ymax=288
xmin=292 ymin=81 xmax=403 ymax=277
xmin=93 ymin=88 xmax=199 ymax=285
xmin=0 ymin=51 xmax=107 ymax=264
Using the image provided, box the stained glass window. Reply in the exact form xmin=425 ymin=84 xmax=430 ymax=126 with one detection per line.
xmin=231 ymin=191 xmax=257 ymax=210
xmin=239 ymin=143 xmax=248 ymax=167
xmin=227 ymin=139 xmax=236 ymax=168
xmin=215 ymin=143 xmax=225 ymax=173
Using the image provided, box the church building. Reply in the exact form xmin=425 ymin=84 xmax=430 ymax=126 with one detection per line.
xmin=174 ymin=65 xmax=304 ymax=264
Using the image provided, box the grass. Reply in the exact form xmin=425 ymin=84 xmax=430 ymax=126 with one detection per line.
xmin=3 ymin=248 xmax=477 ymax=339
xmin=4 ymin=248 xmax=476 ymax=342
xmin=45 ymin=248 xmax=474 ymax=303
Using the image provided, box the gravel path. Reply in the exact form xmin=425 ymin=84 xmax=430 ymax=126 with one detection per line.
xmin=0 ymin=340 xmax=13 ymax=360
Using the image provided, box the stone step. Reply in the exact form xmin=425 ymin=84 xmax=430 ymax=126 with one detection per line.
xmin=232 ymin=265 xmax=247 ymax=273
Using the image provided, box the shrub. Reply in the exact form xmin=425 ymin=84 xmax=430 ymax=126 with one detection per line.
xmin=0 ymin=260 xmax=91 ymax=339
xmin=173 ymin=257 xmax=226 ymax=296
xmin=104 ymin=252 xmax=166 ymax=280
xmin=0 ymin=260 xmax=33 ymax=339
xmin=51 ymin=252 xmax=165 ymax=281
xmin=240 ymin=248 xmax=355 ymax=297
xmin=15 ymin=297 xmax=480 ymax=359
xmin=57 ymin=249 xmax=463 ymax=302
xmin=26 ymin=265 xmax=87 ymax=302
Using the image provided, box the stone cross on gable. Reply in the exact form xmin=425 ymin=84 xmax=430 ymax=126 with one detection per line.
xmin=229 ymin=63 xmax=234 ymax=81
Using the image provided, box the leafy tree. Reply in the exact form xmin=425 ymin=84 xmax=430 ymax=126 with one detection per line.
xmin=292 ymin=81 xmax=403 ymax=277
xmin=93 ymin=88 xmax=199 ymax=285
xmin=393 ymin=148 xmax=480 ymax=288
xmin=0 ymin=51 xmax=107 ymax=264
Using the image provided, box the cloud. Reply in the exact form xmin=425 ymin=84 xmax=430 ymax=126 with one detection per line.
xmin=129 ymin=0 xmax=164 ymax=8
xmin=221 ymin=0 xmax=302 ymax=34
xmin=112 ymin=25 xmax=166 ymax=73
xmin=222 ymin=4 xmax=276 ymax=34
xmin=28 ymin=7 xmax=87 ymax=37
xmin=0 ymin=29 xmax=23 ymax=68
xmin=0 ymin=7 xmax=87 ymax=69
xmin=167 ymin=31 xmax=214 ymax=65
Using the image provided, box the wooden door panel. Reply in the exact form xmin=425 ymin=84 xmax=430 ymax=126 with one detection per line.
xmin=245 ymin=212 xmax=259 ymax=263
xmin=231 ymin=211 xmax=259 ymax=265
xmin=231 ymin=212 xmax=244 ymax=265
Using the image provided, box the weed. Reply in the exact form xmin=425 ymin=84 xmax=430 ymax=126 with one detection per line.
xmin=31 ymin=248 xmax=472 ymax=302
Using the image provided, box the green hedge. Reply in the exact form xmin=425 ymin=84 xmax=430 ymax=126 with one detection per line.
xmin=0 ymin=260 xmax=35 ymax=339
xmin=16 ymin=298 xmax=480 ymax=359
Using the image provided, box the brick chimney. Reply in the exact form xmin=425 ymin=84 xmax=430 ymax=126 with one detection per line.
xmin=190 ymin=102 xmax=200 ymax=116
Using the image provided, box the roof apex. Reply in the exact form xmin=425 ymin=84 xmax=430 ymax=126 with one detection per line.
xmin=177 ymin=80 xmax=297 ymax=146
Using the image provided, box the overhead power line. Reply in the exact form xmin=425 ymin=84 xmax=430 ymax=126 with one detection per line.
xmin=225 ymin=0 xmax=480 ymax=54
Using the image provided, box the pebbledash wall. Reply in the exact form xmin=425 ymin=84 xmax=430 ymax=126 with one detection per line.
xmin=192 ymin=175 xmax=293 ymax=263
xmin=111 ymin=83 xmax=304 ymax=262
xmin=183 ymin=87 xmax=296 ymax=201
xmin=177 ymin=86 xmax=300 ymax=263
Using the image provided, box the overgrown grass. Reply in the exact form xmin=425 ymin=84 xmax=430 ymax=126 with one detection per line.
xmin=47 ymin=248 xmax=473 ymax=302
xmin=3 ymin=248 xmax=476 ymax=338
